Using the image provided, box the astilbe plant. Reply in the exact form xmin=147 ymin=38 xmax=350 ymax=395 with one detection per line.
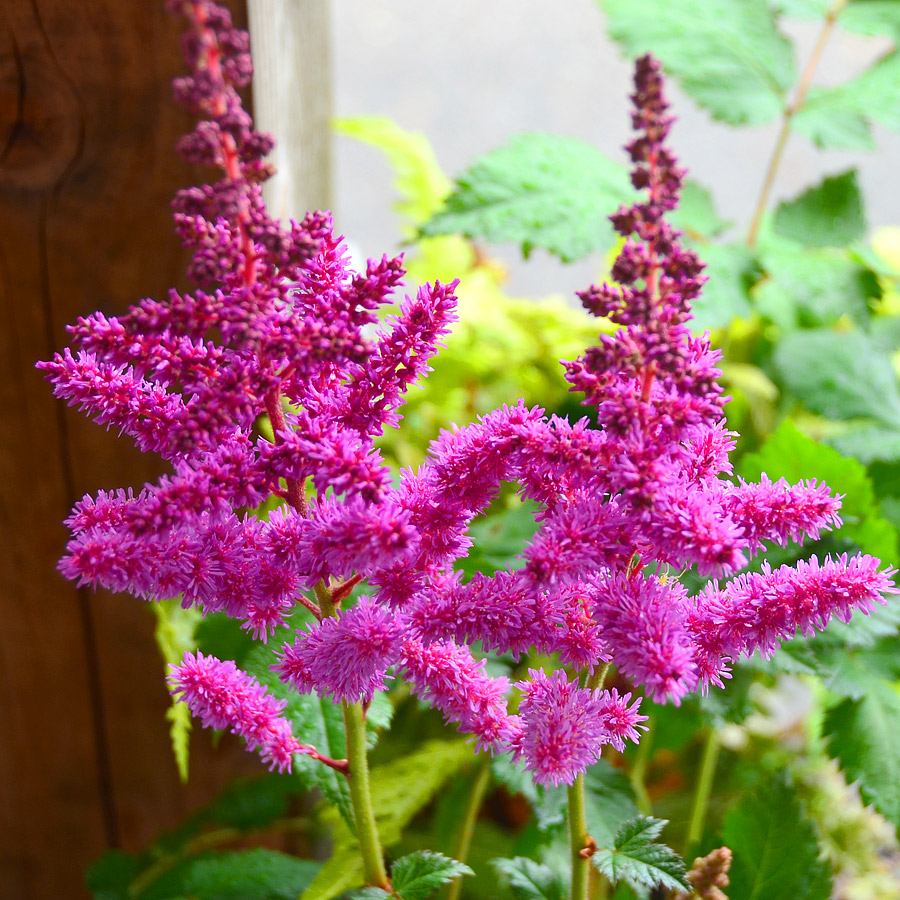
xmin=38 ymin=3 xmax=897 ymax=897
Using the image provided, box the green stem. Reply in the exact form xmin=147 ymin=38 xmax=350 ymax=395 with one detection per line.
xmin=344 ymin=700 xmax=389 ymax=888
xmin=629 ymin=715 xmax=655 ymax=816
xmin=446 ymin=758 xmax=491 ymax=900
xmin=569 ymin=664 xmax=611 ymax=900
xmin=569 ymin=774 xmax=590 ymax=900
xmin=746 ymin=0 xmax=849 ymax=246
xmin=684 ymin=728 xmax=720 ymax=855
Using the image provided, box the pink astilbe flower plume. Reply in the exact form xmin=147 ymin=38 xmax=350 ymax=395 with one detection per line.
xmin=39 ymin=0 xmax=896 ymax=798
xmin=169 ymin=652 xmax=347 ymax=773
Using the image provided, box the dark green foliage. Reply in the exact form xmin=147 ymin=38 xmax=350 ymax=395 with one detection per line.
xmin=773 ymin=171 xmax=866 ymax=248
xmin=721 ymin=778 xmax=832 ymax=900
xmin=390 ymin=851 xmax=474 ymax=899
xmin=590 ymin=817 xmax=689 ymax=893
xmin=824 ymin=683 xmax=900 ymax=827
xmin=492 ymin=857 xmax=567 ymax=900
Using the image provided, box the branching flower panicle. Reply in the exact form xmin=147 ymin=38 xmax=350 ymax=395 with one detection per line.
xmin=39 ymin=0 xmax=895 ymax=801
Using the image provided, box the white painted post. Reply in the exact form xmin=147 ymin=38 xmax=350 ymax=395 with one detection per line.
xmin=247 ymin=0 xmax=332 ymax=219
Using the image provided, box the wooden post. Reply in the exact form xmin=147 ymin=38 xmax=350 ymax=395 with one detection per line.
xmin=247 ymin=0 xmax=333 ymax=218
xmin=0 ymin=3 xmax=269 ymax=898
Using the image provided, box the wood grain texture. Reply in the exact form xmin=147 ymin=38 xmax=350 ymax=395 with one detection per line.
xmin=0 ymin=2 xmax=265 ymax=897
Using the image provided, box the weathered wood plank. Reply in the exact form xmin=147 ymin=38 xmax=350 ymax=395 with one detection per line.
xmin=0 ymin=2 xmax=260 ymax=896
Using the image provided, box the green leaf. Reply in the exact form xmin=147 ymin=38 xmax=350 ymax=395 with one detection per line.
xmin=301 ymin=740 xmax=474 ymax=900
xmin=195 ymin=611 xmax=257 ymax=669
xmin=420 ymin=133 xmax=631 ymax=262
xmin=671 ymin=180 xmax=731 ymax=239
xmin=721 ymin=778 xmax=832 ymax=900
xmin=204 ymin=774 xmax=295 ymax=831
xmin=86 ymin=850 xmax=138 ymax=900
xmin=335 ymin=116 xmax=452 ymax=231
xmin=490 ymin=755 xmax=567 ymax=832
xmin=137 ymin=849 xmax=319 ymax=900
xmin=773 ymin=171 xmax=866 ymax=248
xmin=599 ymin=0 xmax=794 ymax=125
xmin=391 ymin=851 xmax=473 ymax=900
xmin=689 ymin=242 xmax=761 ymax=330
xmin=773 ymin=0 xmax=831 ymax=16
xmin=346 ymin=890 xmax=392 ymax=900
xmin=754 ymin=243 xmax=878 ymax=330
xmin=151 ymin=598 xmax=202 ymax=782
xmin=826 ymin=422 xmax=900 ymax=464
xmin=456 ymin=497 xmax=541 ymax=580
xmin=590 ymin=817 xmax=689 ymax=893
xmin=492 ymin=857 xmax=566 ymax=900
xmin=794 ymin=51 xmax=900 ymax=149
xmin=840 ymin=1 xmax=900 ymax=43
xmin=824 ymin=682 xmax=900 ymax=826
xmin=772 ymin=328 xmax=900 ymax=426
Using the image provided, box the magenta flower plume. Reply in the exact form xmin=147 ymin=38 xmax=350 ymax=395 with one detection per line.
xmin=275 ymin=598 xmax=403 ymax=703
xmin=39 ymin=0 xmax=897 ymax=802
xmin=515 ymin=670 xmax=646 ymax=786
xmin=170 ymin=652 xmax=309 ymax=772
xmin=689 ymin=554 xmax=898 ymax=690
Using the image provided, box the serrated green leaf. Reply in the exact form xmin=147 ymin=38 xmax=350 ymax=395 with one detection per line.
xmin=599 ymin=0 xmax=794 ymax=125
xmin=391 ymin=851 xmax=473 ymax=900
xmin=773 ymin=171 xmax=866 ymax=247
xmin=721 ymin=778 xmax=832 ymax=900
xmin=492 ymin=857 xmax=566 ymax=900
xmin=794 ymin=51 xmax=900 ymax=149
xmin=301 ymin=740 xmax=474 ymax=900
xmin=420 ymin=133 xmax=631 ymax=262
xmin=754 ymin=243 xmax=878 ymax=330
xmin=591 ymin=817 xmax=689 ymax=893
xmin=772 ymin=328 xmax=900 ymax=426
xmin=137 ymin=849 xmax=319 ymax=900
xmin=152 ymin=598 xmax=202 ymax=782
xmin=824 ymin=683 xmax=900 ymax=826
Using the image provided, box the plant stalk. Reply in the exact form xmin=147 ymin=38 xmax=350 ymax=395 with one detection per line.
xmin=569 ymin=774 xmax=590 ymax=900
xmin=746 ymin=0 xmax=850 ymax=246
xmin=446 ymin=758 xmax=492 ymax=900
xmin=684 ymin=727 xmax=720 ymax=855
xmin=344 ymin=700 xmax=390 ymax=888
